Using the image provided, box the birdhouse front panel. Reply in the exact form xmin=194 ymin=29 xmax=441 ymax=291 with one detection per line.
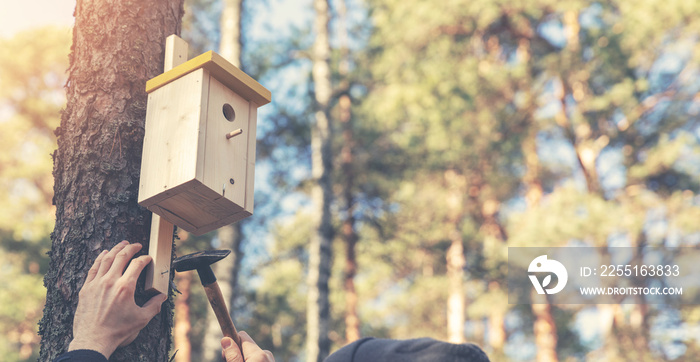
xmin=138 ymin=51 xmax=270 ymax=235
xmin=202 ymin=77 xmax=251 ymax=212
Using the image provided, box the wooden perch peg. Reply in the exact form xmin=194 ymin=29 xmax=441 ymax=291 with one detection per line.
xmin=226 ymin=128 xmax=243 ymax=139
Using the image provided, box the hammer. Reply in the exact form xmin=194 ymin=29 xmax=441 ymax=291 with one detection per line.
xmin=173 ymin=250 xmax=243 ymax=351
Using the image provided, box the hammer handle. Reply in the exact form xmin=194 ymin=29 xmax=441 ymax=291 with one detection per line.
xmin=203 ymin=281 xmax=243 ymax=352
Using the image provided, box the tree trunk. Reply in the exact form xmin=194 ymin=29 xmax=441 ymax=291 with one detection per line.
xmin=445 ymin=170 xmax=466 ymax=344
xmin=219 ymin=0 xmax=243 ymax=68
xmin=38 ymin=0 xmax=184 ymax=360
xmin=173 ymin=229 xmax=193 ymax=362
xmin=307 ymin=0 xmax=334 ymax=360
xmin=337 ymin=0 xmax=360 ymax=344
xmin=446 ymin=234 xmax=465 ymax=344
xmin=531 ymin=297 xmax=558 ymax=362
xmin=342 ymin=217 xmax=360 ymax=344
xmin=522 ymin=126 xmax=559 ymax=362
xmin=174 ymin=271 xmax=193 ymax=362
xmin=340 ymin=92 xmax=360 ymax=343
xmin=556 ymin=9 xmax=605 ymax=196
xmin=479 ymin=200 xmax=507 ymax=352
xmin=487 ymin=282 xmax=506 ymax=352
xmin=202 ymin=2 xmax=245 ymax=360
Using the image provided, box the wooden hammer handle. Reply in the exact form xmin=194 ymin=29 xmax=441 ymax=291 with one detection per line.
xmin=203 ymin=281 xmax=243 ymax=352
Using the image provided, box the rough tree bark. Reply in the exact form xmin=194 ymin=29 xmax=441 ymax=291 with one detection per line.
xmin=307 ymin=0 xmax=334 ymax=360
xmin=38 ymin=0 xmax=184 ymax=360
xmin=202 ymin=2 xmax=245 ymax=360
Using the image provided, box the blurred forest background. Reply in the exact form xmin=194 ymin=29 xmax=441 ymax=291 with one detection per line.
xmin=2 ymin=0 xmax=700 ymax=361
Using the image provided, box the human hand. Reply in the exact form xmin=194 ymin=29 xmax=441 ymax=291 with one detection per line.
xmin=68 ymin=240 xmax=168 ymax=359
xmin=221 ymin=331 xmax=275 ymax=362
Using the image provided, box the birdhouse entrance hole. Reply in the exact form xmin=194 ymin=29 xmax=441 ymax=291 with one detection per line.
xmin=223 ymin=103 xmax=235 ymax=122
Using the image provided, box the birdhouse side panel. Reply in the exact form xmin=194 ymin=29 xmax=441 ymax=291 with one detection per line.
xmin=138 ymin=69 xmax=209 ymax=207
xmin=200 ymin=76 xmax=250 ymax=211
xmin=244 ymin=102 xmax=258 ymax=214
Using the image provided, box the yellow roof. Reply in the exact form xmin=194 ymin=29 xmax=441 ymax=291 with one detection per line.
xmin=145 ymin=51 xmax=271 ymax=106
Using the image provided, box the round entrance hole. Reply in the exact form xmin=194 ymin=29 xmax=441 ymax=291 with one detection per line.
xmin=223 ymin=103 xmax=236 ymax=122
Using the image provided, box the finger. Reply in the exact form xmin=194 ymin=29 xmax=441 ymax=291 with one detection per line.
xmin=121 ymin=254 xmax=152 ymax=284
xmin=239 ymin=331 xmax=268 ymax=359
xmin=221 ymin=337 xmax=243 ymax=362
xmin=141 ymin=293 xmax=167 ymax=319
xmin=85 ymin=250 xmax=107 ymax=284
xmin=105 ymin=243 xmax=143 ymax=279
xmin=96 ymin=240 xmax=129 ymax=277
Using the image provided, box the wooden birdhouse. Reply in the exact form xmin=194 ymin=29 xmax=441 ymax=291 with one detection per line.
xmin=138 ymin=40 xmax=271 ymax=236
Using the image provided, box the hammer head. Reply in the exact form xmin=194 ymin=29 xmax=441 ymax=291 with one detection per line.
xmin=173 ymin=250 xmax=231 ymax=272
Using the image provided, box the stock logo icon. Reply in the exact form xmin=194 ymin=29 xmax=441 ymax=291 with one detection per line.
xmin=528 ymin=255 xmax=568 ymax=295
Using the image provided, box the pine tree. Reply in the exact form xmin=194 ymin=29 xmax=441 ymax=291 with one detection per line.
xmin=307 ymin=0 xmax=335 ymax=360
xmin=38 ymin=1 xmax=184 ymax=360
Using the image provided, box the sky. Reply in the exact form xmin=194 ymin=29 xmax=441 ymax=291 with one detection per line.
xmin=0 ymin=0 xmax=75 ymax=38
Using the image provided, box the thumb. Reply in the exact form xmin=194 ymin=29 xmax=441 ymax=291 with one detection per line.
xmin=222 ymin=337 xmax=243 ymax=362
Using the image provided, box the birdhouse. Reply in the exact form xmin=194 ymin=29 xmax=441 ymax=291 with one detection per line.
xmin=138 ymin=50 xmax=271 ymax=235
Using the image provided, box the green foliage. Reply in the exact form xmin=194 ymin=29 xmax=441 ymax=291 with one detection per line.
xmin=0 ymin=251 xmax=46 ymax=361
xmin=0 ymin=27 xmax=69 ymax=244
xmin=4 ymin=0 xmax=700 ymax=360
xmin=354 ymin=0 xmax=700 ymax=359
xmin=508 ymin=184 xmax=631 ymax=247
xmin=0 ymin=26 xmax=70 ymax=361
xmin=242 ymin=213 xmax=313 ymax=361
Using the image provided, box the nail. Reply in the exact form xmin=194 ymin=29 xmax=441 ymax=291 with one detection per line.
xmin=221 ymin=337 xmax=233 ymax=350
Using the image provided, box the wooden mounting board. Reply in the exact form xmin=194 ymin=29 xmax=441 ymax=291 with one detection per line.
xmin=144 ymin=213 xmax=174 ymax=294
xmin=144 ymin=34 xmax=189 ymax=295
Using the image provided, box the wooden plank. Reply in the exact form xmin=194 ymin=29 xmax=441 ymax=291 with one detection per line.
xmin=207 ymin=52 xmax=272 ymax=105
xmin=144 ymin=213 xmax=174 ymax=295
xmin=245 ymin=102 xmax=258 ymax=214
xmin=150 ymin=204 xmax=197 ymax=233
xmin=192 ymin=208 xmax=251 ymax=235
xmin=143 ymin=34 xmax=189 ymax=296
xmin=195 ymin=70 xmax=211 ymax=183
xmin=164 ymin=34 xmax=189 ymax=71
xmin=145 ymin=51 xmax=271 ymax=106
xmin=202 ymin=76 xmax=249 ymax=210
xmin=138 ymin=69 xmax=207 ymax=206
xmin=148 ymin=179 xmax=245 ymax=235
